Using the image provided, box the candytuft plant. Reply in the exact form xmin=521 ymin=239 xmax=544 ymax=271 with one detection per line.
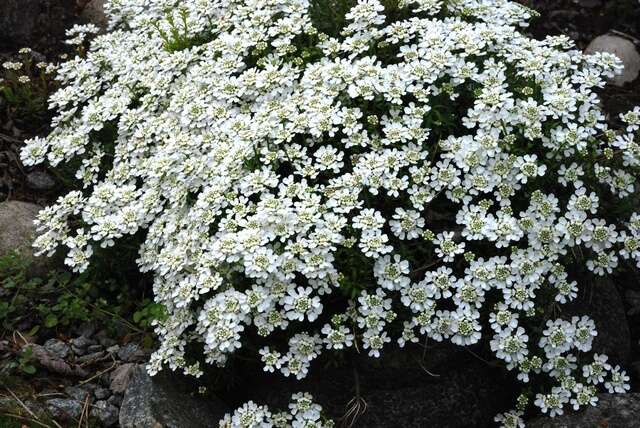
xmin=21 ymin=0 xmax=640 ymax=425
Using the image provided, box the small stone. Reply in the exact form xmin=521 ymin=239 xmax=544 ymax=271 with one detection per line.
xmin=106 ymin=344 xmax=120 ymax=354
xmin=88 ymin=344 xmax=103 ymax=353
xmin=76 ymin=351 xmax=106 ymax=364
xmin=109 ymin=363 xmax=136 ymax=394
xmin=26 ymin=171 xmax=55 ymax=191
xmin=107 ymin=393 xmax=123 ymax=407
xmin=90 ymin=400 xmax=119 ymax=427
xmin=72 ymin=345 xmax=86 ymax=356
xmin=71 ymin=336 xmax=95 ymax=349
xmin=43 ymin=339 xmax=70 ymax=360
xmin=117 ymin=343 xmax=146 ymax=362
xmin=46 ymin=398 xmax=83 ymax=420
xmin=94 ymin=387 xmax=111 ymax=400
xmin=585 ymin=34 xmax=640 ymax=86
xmin=65 ymin=385 xmax=92 ymax=402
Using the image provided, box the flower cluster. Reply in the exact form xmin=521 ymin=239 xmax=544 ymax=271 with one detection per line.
xmin=219 ymin=393 xmax=332 ymax=427
xmin=22 ymin=0 xmax=638 ymax=425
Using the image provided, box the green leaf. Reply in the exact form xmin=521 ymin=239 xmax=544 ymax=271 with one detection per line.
xmin=44 ymin=313 xmax=59 ymax=328
xmin=22 ymin=364 xmax=36 ymax=375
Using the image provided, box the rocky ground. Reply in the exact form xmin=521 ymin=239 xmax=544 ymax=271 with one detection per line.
xmin=1 ymin=1 xmax=640 ymax=427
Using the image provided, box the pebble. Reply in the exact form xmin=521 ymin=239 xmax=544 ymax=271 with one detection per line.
xmin=90 ymin=400 xmax=119 ymax=427
xmin=107 ymin=393 xmax=123 ymax=407
xmin=43 ymin=338 xmax=70 ymax=360
xmin=72 ymin=345 xmax=86 ymax=356
xmin=71 ymin=336 xmax=96 ymax=349
xmin=94 ymin=387 xmax=111 ymax=400
xmin=76 ymin=350 xmax=106 ymax=364
xmin=46 ymin=398 xmax=83 ymax=420
xmin=106 ymin=345 xmax=120 ymax=356
xmin=65 ymin=385 xmax=94 ymax=402
xmin=88 ymin=344 xmax=103 ymax=353
xmin=117 ymin=343 xmax=146 ymax=362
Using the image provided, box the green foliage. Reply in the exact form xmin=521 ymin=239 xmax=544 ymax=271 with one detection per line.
xmin=0 ymin=51 xmax=57 ymax=126
xmin=2 ymin=346 xmax=37 ymax=377
xmin=0 ymin=251 xmax=162 ymax=338
xmin=133 ymin=300 xmax=168 ymax=329
xmin=153 ymin=9 xmax=215 ymax=52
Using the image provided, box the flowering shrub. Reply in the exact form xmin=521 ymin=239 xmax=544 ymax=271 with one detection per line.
xmin=21 ymin=0 xmax=640 ymax=425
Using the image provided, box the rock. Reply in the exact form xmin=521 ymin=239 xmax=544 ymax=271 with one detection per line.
xmin=71 ymin=336 xmax=96 ymax=349
xmin=585 ymin=34 xmax=640 ymax=86
xmin=245 ymin=345 xmax=516 ymax=428
xmin=91 ymin=400 xmax=119 ymax=427
xmin=0 ymin=201 xmax=51 ymax=276
xmin=81 ymin=0 xmax=109 ymax=29
xmin=0 ymin=0 xmax=76 ymax=45
xmin=106 ymin=344 xmax=120 ymax=354
xmin=76 ymin=351 xmax=106 ymax=364
xmin=528 ymin=393 xmax=640 ymax=427
xmin=94 ymin=387 xmax=110 ymax=400
xmin=117 ymin=342 xmax=147 ymax=362
xmin=110 ymin=363 xmax=136 ymax=394
xmin=43 ymin=339 xmax=70 ymax=360
xmin=107 ymin=393 xmax=123 ymax=407
xmin=566 ymin=277 xmax=632 ymax=365
xmin=88 ymin=344 xmax=103 ymax=353
xmin=119 ymin=365 xmax=229 ymax=428
xmin=46 ymin=398 xmax=83 ymax=421
xmin=26 ymin=171 xmax=55 ymax=191
xmin=65 ymin=385 xmax=92 ymax=403
xmin=72 ymin=345 xmax=87 ymax=356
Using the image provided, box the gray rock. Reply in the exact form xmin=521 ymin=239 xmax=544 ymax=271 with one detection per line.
xmin=110 ymin=363 xmax=136 ymax=394
xmin=106 ymin=344 xmax=120 ymax=354
xmin=26 ymin=171 xmax=55 ymax=191
xmin=528 ymin=393 xmax=640 ymax=428
xmin=0 ymin=0 xmax=75 ymax=45
xmin=65 ymin=385 xmax=92 ymax=403
xmin=91 ymin=400 xmax=119 ymax=427
xmin=72 ymin=345 xmax=87 ymax=356
xmin=0 ymin=201 xmax=52 ymax=276
xmin=246 ymin=345 xmax=515 ymax=428
xmin=117 ymin=342 xmax=147 ymax=362
xmin=107 ymin=393 xmax=123 ymax=407
xmin=119 ymin=365 xmax=229 ymax=428
xmin=566 ymin=277 xmax=631 ymax=365
xmin=88 ymin=344 xmax=104 ymax=353
xmin=81 ymin=0 xmax=109 ymax=29
xmin=72 ymin=336 xmax=96 ymax=349
xmin=43 ymin=338 xmax=70 ymax=360
xmin=585 ymin=34 xmax=640 ymax=86
xmin=76 ymin=351 xmax=106 ymax=364
xmin=94 ymin=387 xmax=111 ymax=400
xmin=46 ymin=398 xmax=83 ymax=421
